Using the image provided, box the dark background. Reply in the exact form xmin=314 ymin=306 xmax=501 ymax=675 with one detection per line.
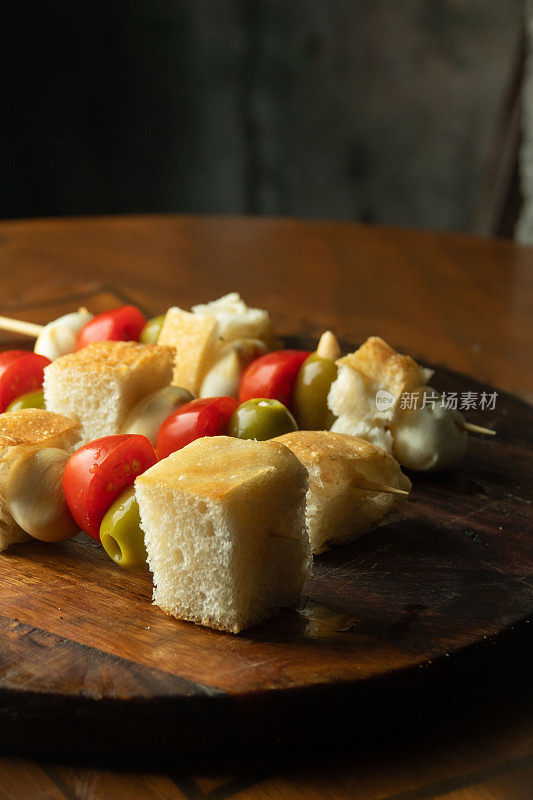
xmin=0 ymin=1 xmax=524 ymax=234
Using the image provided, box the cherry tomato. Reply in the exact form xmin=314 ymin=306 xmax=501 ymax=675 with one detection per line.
xmin=156 ymin=396 xmax=238 ymax=459
xmin=238 ymin=350 xmax=310 ymax=409
xmin=63 ymin=434 xmax=157 ymax=540
xmin=76 ymin=306 xmax=147 ymax=350
xmin=0 ymin=351 xmax=51 ymax=412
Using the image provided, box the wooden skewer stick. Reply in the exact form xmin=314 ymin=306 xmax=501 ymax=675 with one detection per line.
xmin=361 ymin=485 xmax=410 ymax=497
xmin=0 ymin=315 xmax=44 ymax=338
xmin=351 ymin=478 xmax=410 ymax=497
xmin=459 ymin=421 xmax=496 ymax=436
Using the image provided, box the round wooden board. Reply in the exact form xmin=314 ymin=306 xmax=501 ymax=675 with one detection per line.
xmin=0 ymin=341 xmax=531 ymax=763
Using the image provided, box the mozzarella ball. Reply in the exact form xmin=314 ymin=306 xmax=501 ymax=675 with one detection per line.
xmin=34 ymin=308 xmax=93 ymax=361
xmin=391 ymin=387 xmax=467 ymax=471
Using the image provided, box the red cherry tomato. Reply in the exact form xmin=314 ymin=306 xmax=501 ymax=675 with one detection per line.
xmin=63 ymin=434 xmax=157 ymax=540
xmin=156 ymin=396 xmax=238 ymax=459
xmin=0 ymin=351 xmax=51 ymax=412
xmin=238 ymin=350 xmax=310 ymax=408
xmin=76 ymin=306 xmax=147 ymax=350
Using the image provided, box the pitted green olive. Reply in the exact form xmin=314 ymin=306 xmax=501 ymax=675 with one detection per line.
xmin=120 ymin=385 xmax=194 ymax=444
xmin=99 ymin=485 xmax=148 ymax=568
xmin=140 ymin=314 xmax=166 ymax=344
xmin=227 ymin=398 xmax=298 ymax=441
xmin=6 ymin=389 xmax=46 ymax=411
xmin=293 ymin=353 xmax=337 ymax=430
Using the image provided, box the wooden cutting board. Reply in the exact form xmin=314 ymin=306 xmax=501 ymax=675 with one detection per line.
xmin=0 ymin=295 xmax=531 ymax=763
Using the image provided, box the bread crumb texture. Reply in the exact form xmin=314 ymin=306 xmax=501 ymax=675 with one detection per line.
xmin=43 ymin=341 xmax=174 ymax=443
xmin=337 ymin=336 xmax=431 ymax=398
xmin=328 ymin=336 xmax=434 ymax=450
xmin=158 ymin=308 xmax=217 ymax=393
xmin=274 ymin=430 xmax=411 ymax=554
xmin=136 ymin=436 xmax=310 ymax=633
xmin=191 ymin=292 xmax=274 ymax=345
xmin=158 ymin=294 xmax=276 ymax=394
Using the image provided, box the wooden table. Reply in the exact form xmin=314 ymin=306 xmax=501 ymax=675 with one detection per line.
xmin=0 ymin=215 xmax=531 ymax=799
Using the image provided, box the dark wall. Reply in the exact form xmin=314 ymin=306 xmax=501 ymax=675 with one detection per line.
xmin=0 ymin=1 xmax=523 ymax=231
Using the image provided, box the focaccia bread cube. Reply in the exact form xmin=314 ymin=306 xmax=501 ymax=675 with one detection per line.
xmin=43 ymin=341 xmax=174 ymax=444
xmin=158 ymin=293 xmax=276 ymax=395
xmin=331 ymin=336 xmax=433 ymax=423
xmin=135 ymin=435 xmax=310 ymax=634
xmin=328 ymin=336 xmax=433 ymax=450
xmin=274 ymin=431 xmax=411 ymax=554
xmin=157 ymin=308 xmax=217 ymax=393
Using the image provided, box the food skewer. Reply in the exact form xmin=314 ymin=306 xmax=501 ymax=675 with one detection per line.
xmin=1 ymin=303 xmax=497 ymax=476
xmin=0 ymin=297 xmax=501 ymax=638
xmin=0 ymin=308 xmax=95 ymax=362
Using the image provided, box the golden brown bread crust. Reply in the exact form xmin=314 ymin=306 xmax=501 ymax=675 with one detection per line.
xmin=47 ymin=340 xmax=176 ymax=376
xmin=0 ymin=409 xmax=80 ymax=448
xmin=137 ymin=435 xmax=298 ymax=499
xmin=337 ymin=336 xmax=430 ymax=398
xmin=274 ymin=430 xmax=381 ymax=465
xmin=274 ymin=430 xmax=412 ymax=492
xmin=157 ymin=308 xmax=217 ymax=393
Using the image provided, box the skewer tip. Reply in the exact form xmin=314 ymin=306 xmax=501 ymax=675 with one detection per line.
xmin=352 ymin=480 xmax=410 ymax=497
xmin=460 ymin=421 xmax=496 ymax=436
xmin=378 ymin=486 xmax=410 ymax=497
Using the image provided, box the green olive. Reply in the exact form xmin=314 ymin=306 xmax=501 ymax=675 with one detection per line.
xmin=227 ymin=398 xmax=298 ymax=441
xmin=292 ymin=353 xmax=337 ymax=430
xmin=139 ymin=314 xmax=166 ymax=344
xmin=99 ymin=485 xmax=148 ymax=569
xmin=6 ymin=389 xmax=46 ymax=412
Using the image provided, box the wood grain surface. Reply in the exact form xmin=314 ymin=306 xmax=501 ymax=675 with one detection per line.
xmin=0 ymin=216 xmax=531 ymax=401
xmin=0 ymin=337 xmax=530 ymax=761
xmin=0 ymin=216 xmax=531 ymax=798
